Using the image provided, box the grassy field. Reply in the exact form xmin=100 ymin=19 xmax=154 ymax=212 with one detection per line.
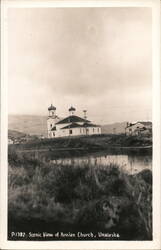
xmin=9 ymin=134 xmax=152 ymax=152
xmin=8 ymin=149 xmax=152 ymax=241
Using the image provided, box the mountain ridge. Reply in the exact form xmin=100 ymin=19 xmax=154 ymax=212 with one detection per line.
xmin=8 ymin=114 xmax=127 ymax=136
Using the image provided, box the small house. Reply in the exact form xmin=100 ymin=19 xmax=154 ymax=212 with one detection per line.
xmin=125 ymin=121 xmax=152 ymax=136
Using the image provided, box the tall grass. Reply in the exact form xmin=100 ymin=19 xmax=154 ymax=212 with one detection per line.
xmin=8 ymin=150 xmax=152 ymax=240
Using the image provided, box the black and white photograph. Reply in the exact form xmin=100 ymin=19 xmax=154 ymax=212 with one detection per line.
xmin=0 ymin=0 xmax=160 ymax=249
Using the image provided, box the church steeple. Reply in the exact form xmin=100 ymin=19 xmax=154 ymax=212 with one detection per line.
xmin=69 ymin=106 xmax=76 ymax=116
xmin=48 ymin=104 xmax=56 ymax=117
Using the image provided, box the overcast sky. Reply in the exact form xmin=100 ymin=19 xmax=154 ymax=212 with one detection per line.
xmin=8 ymin=7 xmax=152 ymax=124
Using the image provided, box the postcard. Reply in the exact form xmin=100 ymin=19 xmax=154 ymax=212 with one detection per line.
xmin=0 ymin=0 xmax=160 ymax=249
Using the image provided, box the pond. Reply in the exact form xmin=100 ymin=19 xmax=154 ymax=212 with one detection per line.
xmin=19 ymin=147 xmax=152 ymax=175
xmin=48 ymin=149 xmax=152 ymax=175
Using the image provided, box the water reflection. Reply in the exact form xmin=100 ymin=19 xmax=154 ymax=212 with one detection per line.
xmin=49 ymin=153 xmax=152 ymax=174
xmin=23 ymin=148 xmax=152 ymax=175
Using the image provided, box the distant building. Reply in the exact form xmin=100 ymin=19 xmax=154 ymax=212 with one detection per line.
xmin=13 ymin=139 xmax=21 ymax=144
xmin=47 ymin=104 xmax=101 ymax=138
xmin=125 ymin=121 xmax=152 ymax=136
xmin=8 ymin=138 xmax=13 ymax=144
xmin=39 ymin=135 xmax=45 ymax=139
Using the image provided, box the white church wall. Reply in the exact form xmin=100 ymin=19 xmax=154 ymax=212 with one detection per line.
xmin=47 ymin=116 xmax=61 ymax=138
xmin=47 ymin=118 xmax=55 ymax=131
xmin=72 ymin=127 xmax=82 ymax=136
xmin=85 ymin=126 xmax=101 ymax=135
xmin=48 ymin=126 xmax=101 ymax=138
xmin=58 ymin=128 xmax=69 ymax=137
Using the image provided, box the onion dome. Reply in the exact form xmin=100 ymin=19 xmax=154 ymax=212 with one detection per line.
xmin=69 ymin=106 xmax=76 ymax=112
xmin=48 ymin=104 xmax=56 ymax=111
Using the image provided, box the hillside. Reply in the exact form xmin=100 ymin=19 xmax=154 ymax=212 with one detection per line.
xmin=8 ymin=115 xmax=47 ymax=136
xmin=9 ymin=115 xmax=127 ymax=137
xmin=8 ymin=130 xmax=27 ymax=139
xmin=101 ymin=122 xmax=127 ymax=134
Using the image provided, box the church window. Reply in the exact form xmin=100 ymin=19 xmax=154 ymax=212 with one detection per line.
xmin=69 ymin=129 xmax=72 ymax=135
xmin=93 ymin=128 xmax=95 ymax=133
xmin=50 ymin=124 xmax=52 ymax=128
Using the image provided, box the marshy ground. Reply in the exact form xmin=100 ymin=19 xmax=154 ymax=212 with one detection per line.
xmin=8 ymin=141 xmax=152 ymax=241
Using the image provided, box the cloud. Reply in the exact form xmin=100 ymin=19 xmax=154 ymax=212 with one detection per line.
xmin=8 ymin=7 xmax=152 ymax=123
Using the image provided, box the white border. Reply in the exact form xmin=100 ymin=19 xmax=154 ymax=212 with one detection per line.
xmin=0 ymin=0 xmax=160 ymax=249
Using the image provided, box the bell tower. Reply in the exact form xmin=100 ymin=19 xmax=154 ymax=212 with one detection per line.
xmin=47 ymin=104 xmax=59 ymax=138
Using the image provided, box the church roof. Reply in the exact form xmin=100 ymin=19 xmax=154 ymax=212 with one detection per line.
xmin=56 ymin=115 xmax=90 ymax=125
xmin=61 ymin=123 xmax=82 ymax=129
xmin=61 ymin=122 xmax=100 ymax=130
xmin=51 ymin=126 xmax=56 ymax=131
xmin=138 ymin=121 xmax=152 ymax=126
xmin=47 ymin=115 xmax=59 ymax=120
xmin=126 ymin=121 xmax=152 ymax=128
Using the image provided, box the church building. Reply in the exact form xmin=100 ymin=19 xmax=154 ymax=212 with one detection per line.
xmin=47 ymin=104 xmax=101 ymax=138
